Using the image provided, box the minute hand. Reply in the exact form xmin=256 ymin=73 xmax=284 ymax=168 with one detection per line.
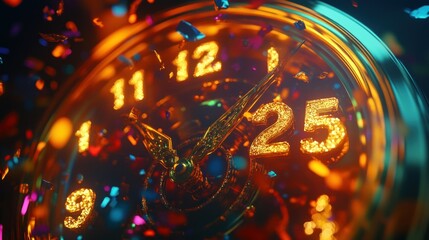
xmin=189 ymin=41 xmax=305 ymax=163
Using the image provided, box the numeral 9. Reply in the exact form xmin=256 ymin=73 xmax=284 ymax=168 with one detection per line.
xmin=64 ymin=188 xmax=96 ymax=229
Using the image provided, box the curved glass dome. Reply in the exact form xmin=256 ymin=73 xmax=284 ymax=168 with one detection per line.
xmin=4 ymin=1 xmax=428 ymax=239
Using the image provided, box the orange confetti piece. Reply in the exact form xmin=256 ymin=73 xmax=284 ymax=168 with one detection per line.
xmin=3 ymin=0 xmax=22 ymax=7
xmin=92 ymin=18 xmax=104 ymax=28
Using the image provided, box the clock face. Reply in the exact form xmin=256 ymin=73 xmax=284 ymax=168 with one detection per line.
xmin=18 ymin=1 xmax=429 ymax=239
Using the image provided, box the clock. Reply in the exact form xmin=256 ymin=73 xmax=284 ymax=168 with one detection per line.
xmin=8 ymin=0 xmax=429 ymax=239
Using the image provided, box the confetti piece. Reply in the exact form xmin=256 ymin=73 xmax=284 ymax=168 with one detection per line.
xmin=214 ymin=0 xmax=229 ymax=10
xmin=294 ymin=20 xmax=306 ymax=30
xmin=56 ymin=0 xmax=64 ymax=16
xmin=0 ymin=57 xmax=3 ymax=64
xmin=317 ymin=72 xmax=329 ymax=79
xmin=129 ymin=0 xmax=142 ymax=24
xmin=4 ymin=0 xmax=22 ymax=7
xmin=112 ymin=4 xmax=127 ymax=17
xmin=0 ymin=47 xmax=9 ymax=55
xmin=93 ymin=18 xmax=104 ymax=28
xmin=19 ymin=184 xmax=29 ymax=194
xmin=110 ymin=186 xmax=120 ymax=197
xmin=294 ymin=71 xmax=310 ymax=83
xmin=39 ymin=33 xmax=68 ymax=43
xmin=100 ymin=196 xmax=110 ymax=208
xmin=153 ymin=50 xmax=165 ymax=69
xmin=248 ymin=0 xmax=265 ymax=9
xmin=268 ymin=170 xmax=277 ymax=178
xmin=41 ymin=179 xmax=54 ymax=190
xmin=258 ymin=24 xmax=273 ymax=37
xmin=176 ymin=20 xmax=205 ymax=42
xmin=352 ymin=0 xmax=358 ymax=8
xmin=118 ymin=55 xmax=134 ymax=68
xmin=405 ymin=5 xmax=429 ymax=19
xmin=43 ymin=6 xmax=55 ymax=21
xmin=52 ymin=44 xmax=72 ymax=58
xmin=0 ymin=82 xmax=4 ymax=96
xmin=133 ymin=215 xmax=146 ymax=225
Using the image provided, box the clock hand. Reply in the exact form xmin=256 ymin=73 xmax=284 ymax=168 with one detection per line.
xmin=188 ymin=40 xmax=305 ymax=164
xmin=128 ymin=107 xmax=178 ymax=169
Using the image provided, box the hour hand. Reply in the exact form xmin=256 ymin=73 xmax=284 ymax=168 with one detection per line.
xmin=128 ymin=107 xmax=178 ymax=169
xmin=189 ymin=40 xmax=305 ymax=163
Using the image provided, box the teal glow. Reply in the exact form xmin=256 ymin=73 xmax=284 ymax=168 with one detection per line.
xmin=109 ymin=208 xmax=126 ymax=223
xmin=313 ymin=3 xmax=389 ymax=62
xmin=232 ymin=156 xmax=247 ymax=170
xmin=112 ymin=4 xmax=127 ymax=17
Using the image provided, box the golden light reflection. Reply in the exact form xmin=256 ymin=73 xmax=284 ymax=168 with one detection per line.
xmin=110 ymin=78 xmax=125 ymax=110
xmin=129 ymin=70 xmax=144 ymax=101
xmin=304 ymin=195 xmax=337 ymax=240
xmin=308 ymin=159 xmax=330 ymax=177
xmin=27 ymin=217 xmax=35 ymax=240
xmin=64 ymin=188 xmax=96 ymax=229
xmin=267 ymin=46 xmax=279 ymax=72
xmin=300 ymin=97 xmax=347 ymax=156
xmin=173 ymin=50 xmax=188 ymax=81
xmin=0 ymin=82 xmax=3 ymax=96
xmin=76 ymin=121 xmax=91 ymax=153
xmin=49 ymin=117 xmax=73 ymax=149
xmin=193 ymin=41 xmax=221 ymax=77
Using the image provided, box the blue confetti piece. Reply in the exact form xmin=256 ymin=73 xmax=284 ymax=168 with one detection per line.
xmin=101 ymin=197 xmax=111 ymax=208
xmin=118 ymin=55 xmax=134 ymax=67
xmin=129 ymin=154 xmax=136 ymax=161
xmin=132 ymin=53 xmax=141 ymax=61
xmin=112 ymin=4 xmax=127 ymax=17
xmin=405 ymin=5 xmax=429 ymax=19
xmin=268 ymin=170 xmax=277 ymax=178
xmin=139 ymin=169 xmax=146 ymax=175
xmin=110 ymin=186 xmax=120 ymax=197
xmin=39 ymin=38 xmax=48 ymax=47
xmin=0 ymin=47 xmax=10 ymax=55
xmin=214 ymin=0 xmax=229 ymax=10
xmin=176 ymin=20 xmax=205 ymax=42
xmin=294 ymin=20 xmax=306 ymax=30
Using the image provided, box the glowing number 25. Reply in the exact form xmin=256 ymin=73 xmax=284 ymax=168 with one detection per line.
xmin=250 ymin=97 xmax=347 ymax=159
xmin=64 ymin=188 xmax=96 ymax=229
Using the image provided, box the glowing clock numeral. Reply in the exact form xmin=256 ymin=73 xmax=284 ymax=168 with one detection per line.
xmin=173 ymin=41 xmax=221 ymax=81
xmin=250 ymin=97 xmax=347 ymax=159
xmin=64 ymin=188 xmax=96 ymax=229
xmin=129 ymin=70 xmax=144 ymax=101
xmin=300 ymin=97 xmax=347 ymax=154
xmin=193 ymin=41 xmax=222 ymax=77
xmin=267 ymin=47 xmax=279 ymax=72
xmin=110 ymin=78 xmax=125 ymax=110
xmin=76 ymin=120 xmax=91 ymax=153
xmin=173 ymin=50 xmax=189 ymax=82
xmin=250 ymin=102 xmax=293 ymax=158
xmin=110 ymin=70 xmax=145 ymax=110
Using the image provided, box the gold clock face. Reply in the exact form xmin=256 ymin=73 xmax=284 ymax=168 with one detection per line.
xmin=20 ymin=1 xmax=428 ymax=239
